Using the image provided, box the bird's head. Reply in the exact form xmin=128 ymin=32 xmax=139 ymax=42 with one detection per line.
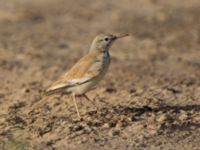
xmin=90 ymin=33 xmax=128 ymax=52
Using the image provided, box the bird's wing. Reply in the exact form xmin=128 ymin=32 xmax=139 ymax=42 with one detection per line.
xmin=46 ymin=52 xmax=102 ymax=93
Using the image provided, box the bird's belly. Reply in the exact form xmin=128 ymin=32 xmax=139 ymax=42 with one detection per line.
xmin=67 ymin=68 xmax=109 ymax=95
xmin=67 ymin=78 xmax=99 ymax=95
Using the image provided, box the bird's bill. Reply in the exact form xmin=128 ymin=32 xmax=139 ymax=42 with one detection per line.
xmin=116 ymin=34 xmax=129 ymax=39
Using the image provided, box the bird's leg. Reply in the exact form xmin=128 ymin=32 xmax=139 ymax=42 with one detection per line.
xmin=83 ymin=94 xmax=98 ymax=110
xmin=83 ymin=94 xmax=94 ymax=103
xmin=72 ymin=93 xmax=81 ymax=118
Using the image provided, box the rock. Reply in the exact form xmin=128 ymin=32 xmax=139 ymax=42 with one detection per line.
xmin=156 ymin=114 xmax=167 ymax=122
xmin=102 ymin=123 xmax=110 ymax=129
xmin=108 ymin=129 xmax=120 ymax=137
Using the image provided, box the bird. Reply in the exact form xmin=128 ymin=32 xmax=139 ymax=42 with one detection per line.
xmin=45 ymin=33 xmax=129 ymax=118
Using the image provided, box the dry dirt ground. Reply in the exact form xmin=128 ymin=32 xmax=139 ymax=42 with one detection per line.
xmin=0 ymin=0 xmax=200 ymax=149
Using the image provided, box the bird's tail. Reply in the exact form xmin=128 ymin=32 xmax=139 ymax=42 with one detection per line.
xmin=45 ymin=88 xmax=62 ymax=96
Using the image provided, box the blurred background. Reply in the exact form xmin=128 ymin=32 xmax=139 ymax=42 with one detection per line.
xmin=0 ymin=0 xmax=200 ymax=149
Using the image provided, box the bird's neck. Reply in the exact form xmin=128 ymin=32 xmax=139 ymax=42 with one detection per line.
xmin=89 ymin=46 xmax=109 ymax=53
xmin=89 ymin=48 xmax=109 ymax=56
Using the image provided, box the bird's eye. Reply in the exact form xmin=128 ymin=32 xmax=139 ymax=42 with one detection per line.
xmin=104 ymin=38 xmax=109 ymax=41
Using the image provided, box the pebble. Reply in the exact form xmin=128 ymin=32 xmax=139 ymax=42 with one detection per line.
xmin=108 ymin=129 xmax=120 ymax=137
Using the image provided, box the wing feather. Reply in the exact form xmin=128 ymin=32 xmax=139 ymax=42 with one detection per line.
xmin=46 ymin=52 xmax=102 ymax=94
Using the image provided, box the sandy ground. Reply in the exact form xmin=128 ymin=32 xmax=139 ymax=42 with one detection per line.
xmin=0 ymin=0 xmax=200 ymax=149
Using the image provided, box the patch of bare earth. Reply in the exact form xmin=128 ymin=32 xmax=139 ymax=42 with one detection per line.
xmin=0 ymin=0 xmax=200 ymax=149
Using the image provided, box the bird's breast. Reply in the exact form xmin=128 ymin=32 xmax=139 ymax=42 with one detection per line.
xmin=98 ymin=51 xmax=110 ymax=75
xmin=67 ymin=52 xmax=110 ymax=95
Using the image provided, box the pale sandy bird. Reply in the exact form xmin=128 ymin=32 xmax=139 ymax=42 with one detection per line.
xmin=46 ymin=33 xmax=128 ymax=118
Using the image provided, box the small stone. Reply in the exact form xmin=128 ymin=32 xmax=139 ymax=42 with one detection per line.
xmin=116 ymin=121 xmax=129 ymax=128
xmin=108 ymin=120 xmax=117 ymax=128
xmin=156 ymin=114 xmax=167 ymax=122
xmin=84 ymin=126 xmax=92 ymax=133
xmin=129 ymin=88 xmax=136 ymax=94
xmin=93 ymin=119 xmax=102 ymax=127
xmin=179 ymin=112 xmax=188 ymax=121
xmin=79 ymin=137 xmax=87 ymax=144
xmin=58 ymin=43 xmax=68 ymax=49
xmin=135 ymin=88 xmax=144 ymax=95
xmin=102 ymin=123 xmax=110 ymax=129
xmin=25 ymin=88 xmax=30 ymax=93
xmin=73 ymin=124 xmax=84 ymax=132
xmin=105 ymin=87 xmax=117 ymax=93
xmin=108 ymin=129 xmax=120 ymax=137
xmin=167 ymin=86 xmax=181 ymax=93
